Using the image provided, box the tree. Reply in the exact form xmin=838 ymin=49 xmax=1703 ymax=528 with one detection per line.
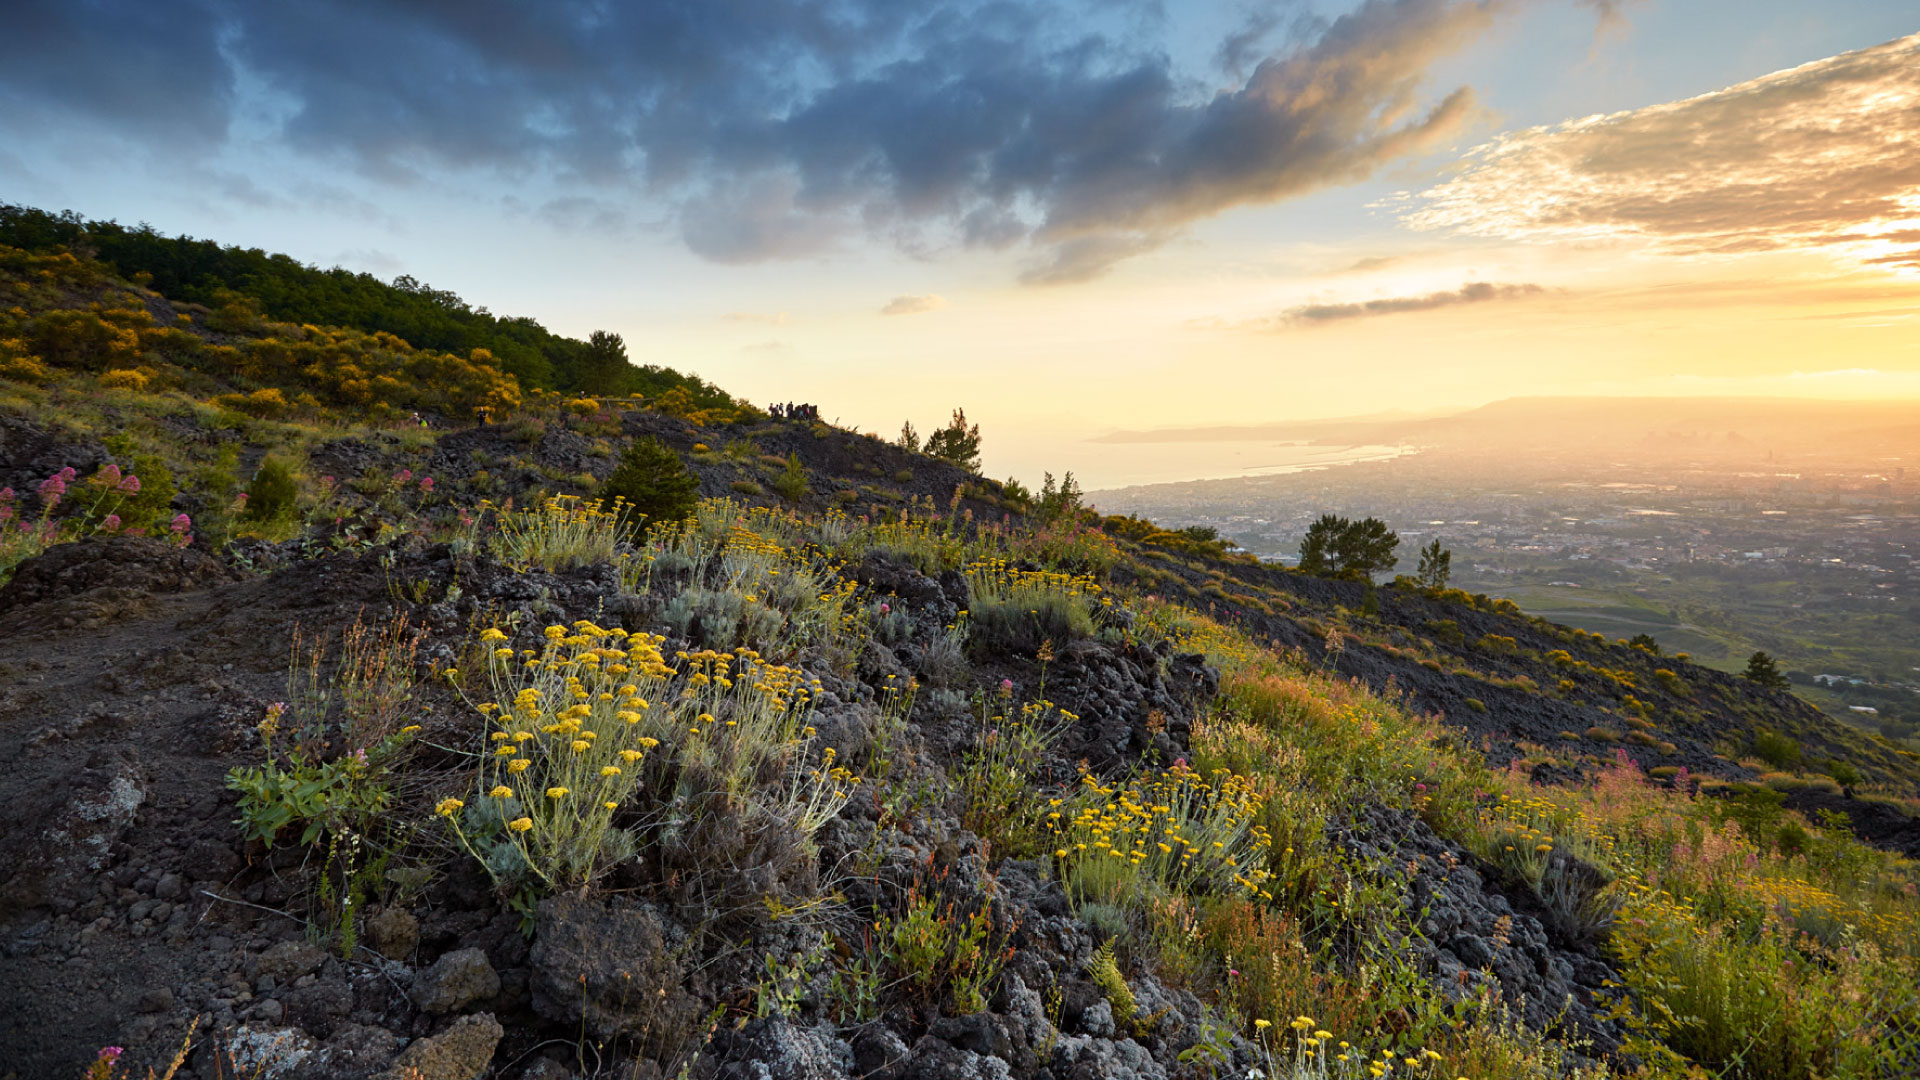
xmin=1298 ymin=514 xmax=1399 ymax=581
xmin=923 ymin=407 xmax=981 ymax=473
xmin=1297 ymin=514 xmax=1339 ymax=576
xmin=599 ymin=436 xmax=700 ymax=526
xmin=1036 ymin=471 xmax=1083 ymax=524
xmin=1415 ymin=538 xmax=1452 ymax=590
xmin=1332 ymin=517 xmax=1398 ymax=580
xmin=1743 ymin=650 xmax=1789 ymax=690
xmin=579 ymin=330 xmax=629 ymax=396
xmin=897 ymin=421 xmax=921 ymax=453
xmin=1628 ymin=633 xmax=1662 ymax=655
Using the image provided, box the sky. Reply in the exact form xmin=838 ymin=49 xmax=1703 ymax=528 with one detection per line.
xmin=3 ymin=1 xmax=1917 ymax=487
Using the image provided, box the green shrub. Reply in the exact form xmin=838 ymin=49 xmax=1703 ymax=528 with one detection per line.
xmin=243 ymin=456 xmax=299 ymax=523
xmin=731 ymin=480 xmax=764 ymax=496
xmin=599 ymin=436 xmax=700 ymax=527
xmin=771 ymin=452 xmax=809 ymax=502
xmin=1754 ymin=729 xmax=1802 ymax=771
xmin=964 ymin=560 xmax=1102 ymax=656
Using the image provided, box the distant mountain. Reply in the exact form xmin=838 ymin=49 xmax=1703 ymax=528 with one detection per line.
xmin=1093 ymin=396 xmax=1920 ymax=458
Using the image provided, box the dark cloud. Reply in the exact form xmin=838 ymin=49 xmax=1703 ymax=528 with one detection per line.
xmin=1 ymin=0 xmax=1519 ymax=279
xmin=1409 ymin=32 xmax=1920 ymax=272
xmin=0 ymin=0 xmax=232 ymax=144
xmin=1271 ymin=280 xmax=1545 ymax=325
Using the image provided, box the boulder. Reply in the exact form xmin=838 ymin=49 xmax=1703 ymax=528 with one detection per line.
xmin=411 ymin=947 xmax=499 ymax=1014
xmin=528 ymin=895 xmax=703 ymax=1053
xmin=374 ymin=1012 xmax=503 ymax=1080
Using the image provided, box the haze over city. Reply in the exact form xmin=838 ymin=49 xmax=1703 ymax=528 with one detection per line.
xmin=4 ymin=1 xmax=1918 ymax=486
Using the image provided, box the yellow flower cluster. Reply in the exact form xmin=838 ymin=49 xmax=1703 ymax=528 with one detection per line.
xmin=964 ymin=558 xmax=1104 ymax=602
xmin=1051 ymin=765 xmax=1274 ymax=904
xmin=445 ymin=621 xmax=858 ymax=889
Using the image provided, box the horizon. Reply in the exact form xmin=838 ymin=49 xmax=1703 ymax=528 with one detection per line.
xmin=4 ymin=2 xmax=1918 ymax=486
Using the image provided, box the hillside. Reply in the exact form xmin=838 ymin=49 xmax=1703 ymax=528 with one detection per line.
xmin=2 ymin=239 xmax=1918 ymax=1079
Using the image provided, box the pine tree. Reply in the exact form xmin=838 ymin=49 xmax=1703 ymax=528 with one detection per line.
xmin=923 ymin=407 xmax=981 ymax=473
xmin=1743 ymin=651 xmax=1789 ymax=690
xmin=599 ymin=436 xmax=700 ymax=526
xmin=1416 ymin=538 xmax=1452 ymax=590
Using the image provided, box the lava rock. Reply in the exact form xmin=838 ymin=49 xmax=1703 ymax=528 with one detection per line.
xmin=528 ymin=895 xmax=703 ymax=1052
xmin=411 ymin=947 xmax=500 ymax=1014
xmin=374 ymin=1012 xmax=503 ymax=1080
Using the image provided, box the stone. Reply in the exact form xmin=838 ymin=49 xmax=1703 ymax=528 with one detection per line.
xmin=374 ymin=1012 xmax=503 ymax=1080
xmin=715 ymin=1018 xmax=852 ymax=1080
xmin=411 ymin=947 xmax=500 ymax=1014
xmin=367 ymin=906 xmax=420 ymax=961
xmin=306 ymin=1023 xmax=401 ymax=1079
xmin=528 ymin=895 xmax=702 ymax=1052
xmin=258 ymin=940 xmax=325 ymax=981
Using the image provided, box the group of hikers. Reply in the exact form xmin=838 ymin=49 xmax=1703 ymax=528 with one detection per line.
xmin=769 ymin=402 xmax=820 ymax=421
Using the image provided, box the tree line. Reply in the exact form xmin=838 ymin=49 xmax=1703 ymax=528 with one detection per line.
xmin=0 ymin=203 xmax=741 ymax=412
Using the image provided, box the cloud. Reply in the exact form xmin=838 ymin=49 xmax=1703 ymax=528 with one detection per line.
xmin=1267 ymin=280 xmax=1546 ymax=326
xmin=722 ymin=311 xmax=790 ymax=326
xmin=0 ymin=0 xmax=1516 ymax=281
xmin=1406 ymin=32 xmax=1920 ymax=271
xmin=880 ymin=293 xmax=948 ymax=315
xmin=330 ymin=248 xmax=405 ymax=275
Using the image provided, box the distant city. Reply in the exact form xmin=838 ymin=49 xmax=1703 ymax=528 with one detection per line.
xmin=1090 ymin=398 xmax=1920 ymax=744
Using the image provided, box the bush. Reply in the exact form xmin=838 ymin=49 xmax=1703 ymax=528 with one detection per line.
xmin=964 ymin=559 xmax=1102 ymax=656
xmin=599 ymin=436 xmax=700 ymax=527
xmin=771 ymin=452 xmax=809 ymax=502
xmin=1754 ymin=729 xmax=1802 ymax=771
xmin=243 ymin=457 xmax=299 ymax=523
xmin=442 ymin=627 xmax=857 ymax=892
xmin=730 ymin=480 xmax=764 ymax=496
xmin=99 ymin=367 xmax=149 ymax=390
xmin=489 ymin=495 xmax=633 ymax=570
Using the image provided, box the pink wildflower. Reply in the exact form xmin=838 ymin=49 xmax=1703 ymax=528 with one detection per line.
xmin=58 ymin=466 xmax=76 ymax=483
xmin=999 ymin=678 xmax=1014 ymax=695
xmin=420 ymin=476 xmax=434 ymax=493
xmin=396 ymin=468 xmax=413 ymax=484
xmin=0 ymin=487 xmax=12 ymax=503
xmin=102 ymin=514 xmax=122 ymax=532
xmin=97 ymin=463 xmax=123 ymax=486
xmin=877 ymin=602 xmax=890 ymax=615
xmin=118 ymin=474 xmax=140 ymax=493
xmin=98 ymin=1046 xmax=124 ymax=1062
xmin=38 ymin=474 xmax=66 ymax=500
xmin=170 ymin=513 xmax=191 ymax=533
